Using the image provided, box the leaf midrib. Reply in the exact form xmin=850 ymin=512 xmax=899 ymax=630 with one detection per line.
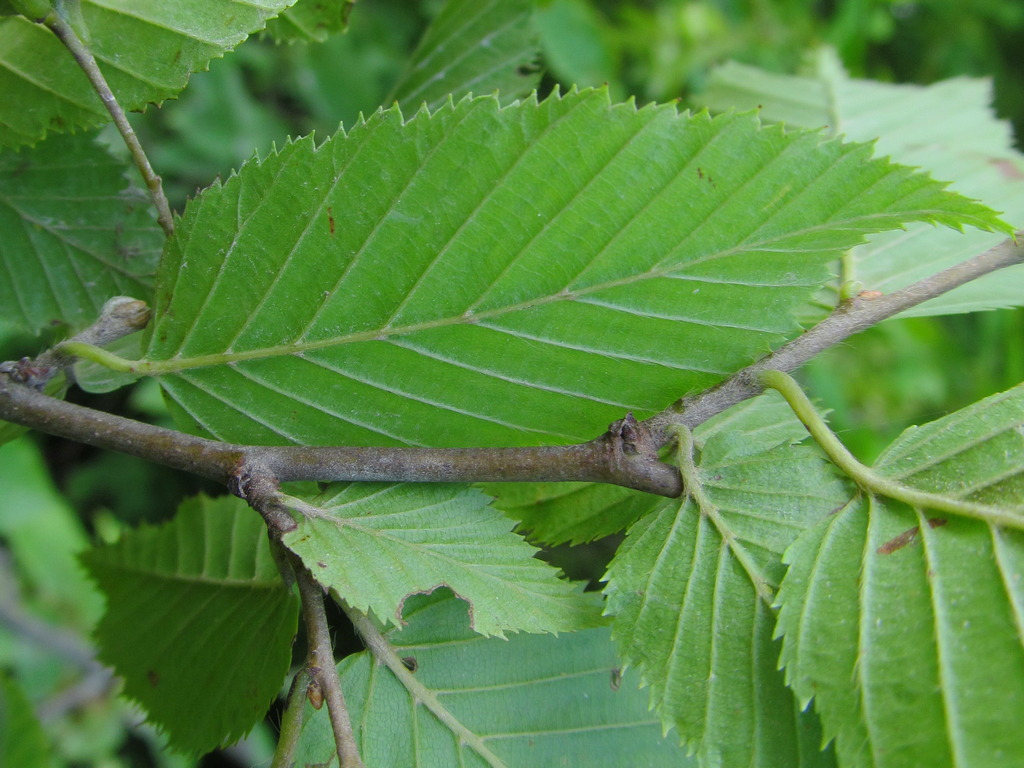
xmin=139 ymin=217 xmax=871 ymax=375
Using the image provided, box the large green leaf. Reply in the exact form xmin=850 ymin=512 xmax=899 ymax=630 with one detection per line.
xmin=696 ymin=49 xmax=1024 ymax=316
xmin=294 ymin=591 xmax=695 ymax=767
xmin=389 ymin=0 xmax=540 ymax=113
xmin=775 ymin=383 xmax=1024 ymax=768
xmin=0 ymin=0 xmax=297 ymax=148
xmin=80 ymin=494 xmax=300 ymax=755
xmin=603 ymin=393 xmax=850 ymax=766
xmin=280 ymin=482 xmax=602 ymax=637
xmin=0 ymin=131 xmax=161 ymax=333
xmin=137 ymin=89 xmax=1006 ymax=448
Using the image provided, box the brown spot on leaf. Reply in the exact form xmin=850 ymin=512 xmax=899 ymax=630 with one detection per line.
xmin=147 ymin=670 xmax=160 ymax=687
xmin=401 ymin=656 xmax=418 ymax=673
xmin=878 ymin=526 xmax=919 ymax=554
xmin=610 ymin=667 xmax=622 ymax=691
xmin=328 ymin=206 xmax=335 ymax=235
xmin=878 ymin=517 xmax=947 ymax=554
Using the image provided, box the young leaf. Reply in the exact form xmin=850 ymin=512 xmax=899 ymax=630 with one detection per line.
xmin=0 ymin=0 xmax=298 ymax=147
xmin=293 ymin=590 xmax=695 ymax=767
xmin=696 ymin=49 xmax=1024 ymax=316
xmin=0 ymin=132 xmax=161 ymax=334
xmin=389 ymin=0 xmax=541 ymax=113
xmin=139 ymin=89 xmax=1006 ymax=449
xmin=603 ymin=395 xmax=851 ymax=766
xmin=280 ymin=482 xmax=602 ymax=637
xmin=775 ymin=383 xmax=1024 ymax=768
xmin=80 ymin=494 xmax=300 ymax=756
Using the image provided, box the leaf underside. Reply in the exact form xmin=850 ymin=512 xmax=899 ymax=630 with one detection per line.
xmin=146 ymin=89 xmax=1004 ymax=450
xmin=491 ymin=387 xmax=835 ymax=546
xmin=603 ymin=393 xmax=849 ymax=767
xmin=776 ymin=383 xmax=1024 ymax=768
xmin=389 ymin=0 xmax=541 ymax=113
xmin=294 ymin=591 xmax=696 ymax=768
xmin=696 ymin=51 xmax=1024 ymax=316
xmin=281 ymin=482 xmax=602 ymax=637
xmin=0 ymin=0 xmax=297 ymax=147
xmin=80 ymin=495 xmax=300 ymax=755
xmin=0 ymin=131 xmax=161 ymax=333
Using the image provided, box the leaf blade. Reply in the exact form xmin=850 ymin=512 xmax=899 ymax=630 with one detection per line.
xmin=146 ymin=90 xmax=1006 ymax=448
xmin=294 ymin=591 xmax=695 ymax=767
xmin=0 ymin=0 xmax=297 ymax=147
xmin=696 ymin=50 xmax=1024 ymax=316
xmin=281 ymin=482 xmax=603 ymax=637
xmin=0 ymin=132 xmax=161 ymax=333
xmin=775 ymin=383 xmax=1024 ymax=768
xmin=389 ymin=0 xmax=541 ymax=113
xmin=80 ymin=494 xmax=299 ymax=755
xmin=603 ymin=395 xmax=849 ymax=766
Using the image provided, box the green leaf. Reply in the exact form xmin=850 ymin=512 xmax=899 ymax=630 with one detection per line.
xmin=0 ymin=438 xmax=101 ymax=627
xmin=281 ymin=482 xmax=602 ymax=637
xmin=603 ymin=394 xmax=850 ymax=766
xmin=0 ymin=132 xmax=161 ymax=334
xmin=696 ymin=49 xmax=1024 ymax=316
xmin=389 ymin=0 xmax=540 ymax=113
xmin=80 ymin=494 xmax=299 ymax=755
xmin=139 ymin=89 xmax=1005 ymax=448
xmin=487 ymin=479 xmax=662 ymax=545
xmin=263 ymin=0 xmax=352 ymax=44
xmin=294 ymin=590 xmax=695 ymax=767
xmin=0 ymin=0 xmax=297 ymax=148
xmin=536 ymin=0 xmax=621 ymax=99
xmin=0 ymin=673 xmax=52 ymax=768
xmin=775 ymin=383 xmax=1024 ymax=768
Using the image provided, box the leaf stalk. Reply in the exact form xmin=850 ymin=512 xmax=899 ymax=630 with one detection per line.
xmin=759 ymin=369 xmax=1024 ymax=529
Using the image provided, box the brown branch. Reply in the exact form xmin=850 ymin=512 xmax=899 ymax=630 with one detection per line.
xmin=0 ymin=236 xmax=1020 ymax=498
xmin=293 ymin=560 xmax=365 ymax=768
xmin=645 ymin=232 xmax=1024 ymax=442
xmin=238 ymin=471 xmax=364 ymax=767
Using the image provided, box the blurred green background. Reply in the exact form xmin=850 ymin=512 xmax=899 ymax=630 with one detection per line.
xmin=2 ymin=1 xmax=1023 ymax=766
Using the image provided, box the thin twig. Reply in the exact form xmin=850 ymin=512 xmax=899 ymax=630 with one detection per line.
xmin=293 ymin=561 xmax=366 ymax=768
xmin=0 ymin=236 xmax=1021 ymax=497
xmin=0 ymin=375 xmax=682 ymax=496
xmin=43 ymin=6 xmax=174 ymax=238
xmin=645 ymin=233 xmax=1024 ymax=441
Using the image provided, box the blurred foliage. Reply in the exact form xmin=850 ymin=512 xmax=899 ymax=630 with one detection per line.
xmin=2 ymin=1 xmax=1022 ymax=766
